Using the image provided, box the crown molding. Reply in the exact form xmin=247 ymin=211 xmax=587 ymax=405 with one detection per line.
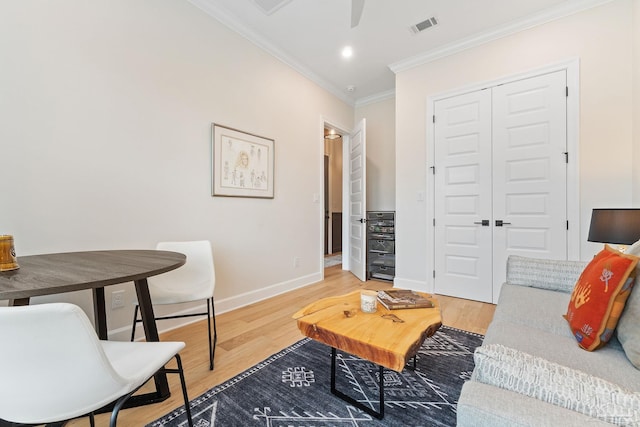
xmin=186 ymin=0 xmax=613 ymax=107
xmin=186 ymin=0 xmax=355 ymax=106
xmin=389 ymin=0 xmax=614 ymax=73
xmin=354 ymin=89 xmax=395 ymax=108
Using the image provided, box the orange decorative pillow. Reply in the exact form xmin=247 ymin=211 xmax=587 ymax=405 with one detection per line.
xmin=565 ymin=245 xmax=638 ymax=351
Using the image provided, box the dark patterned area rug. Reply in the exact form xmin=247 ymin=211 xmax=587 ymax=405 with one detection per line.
xmin=148 ymin=326 xmax=483 ymax=427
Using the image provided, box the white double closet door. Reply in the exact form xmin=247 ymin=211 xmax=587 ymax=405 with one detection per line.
xmin=434 ymin=70 xmax=568 ymax=303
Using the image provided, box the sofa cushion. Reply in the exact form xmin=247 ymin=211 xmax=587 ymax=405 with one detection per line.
xmin=565 ymin=245 xmax=638 ymax=351
xmin=618 ymin=287 xmax=640 ymax=369
xmin=493 ymin=283 xmax=573 ymax=337
xmin=506 ymin=255 xmax=587 ymax=294
xmin=626 ymin=239 xmax=640 ymax=257
xmin=617 ymin=239 xmax=640 ymax=369
xmin=483 ymin=320 xmax=640 ymax=390
xmin=458 ymin=380 xmax=619 ymax=427
xmin=472 ymin=344 xmax=640 ymax=425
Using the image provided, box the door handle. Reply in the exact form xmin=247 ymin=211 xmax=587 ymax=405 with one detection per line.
xmin=359 ymin=218 xmax=367 ymax=223
xmin=495 ymin=220 xmax=512 ymax=227
xmin=473 ymin=220 xmax=490 ymax=226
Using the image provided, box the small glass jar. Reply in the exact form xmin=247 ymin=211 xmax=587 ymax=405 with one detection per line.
xmin=0 ymin=235 xmax=19 ymax=271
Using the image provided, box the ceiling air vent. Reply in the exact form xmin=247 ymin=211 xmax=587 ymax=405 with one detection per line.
xmin=410 ymin=16 xmax=439 ymax=34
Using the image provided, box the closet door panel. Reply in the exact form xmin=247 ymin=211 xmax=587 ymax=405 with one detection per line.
xmin=434 ymin=90 xmax=493 ymax=303
xmin=492 ymin=71 xmax=568 ymax=301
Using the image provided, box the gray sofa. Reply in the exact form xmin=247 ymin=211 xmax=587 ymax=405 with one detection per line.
xmin=457 ymin=255 xmax=640 ymax=426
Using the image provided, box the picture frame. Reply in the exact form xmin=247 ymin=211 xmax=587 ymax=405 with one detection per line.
xmin=211 ymin=123 xmax=275 ymax=198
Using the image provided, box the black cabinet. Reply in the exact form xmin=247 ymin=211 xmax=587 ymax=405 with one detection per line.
xmin=367 ymin=211 xmax=395 ymax=281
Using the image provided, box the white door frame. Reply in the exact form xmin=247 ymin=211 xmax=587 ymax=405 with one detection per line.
xmin=319 ymin=117 xmax=352 ymax=279
xmin=425 ymin=58 xmax=581 ymax=292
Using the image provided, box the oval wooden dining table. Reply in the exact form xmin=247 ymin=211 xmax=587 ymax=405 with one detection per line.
xmin=0 ymin=249 xmax=186 ymax=410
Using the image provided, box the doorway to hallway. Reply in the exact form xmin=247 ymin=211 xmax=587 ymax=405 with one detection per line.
xmin=321 ymin=118 xmax=367 ymax=282
xmin=324 ymin=129 xmax=343 ymax=257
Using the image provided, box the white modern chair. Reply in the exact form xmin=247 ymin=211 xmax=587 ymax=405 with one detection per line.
xmin=0 ymin=303 xmax=193 ymax=427
xmin=131 ymin=240 xmax=217 ymax=370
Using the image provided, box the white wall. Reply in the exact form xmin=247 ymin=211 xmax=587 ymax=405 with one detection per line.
xmin=0 ymin=0 xmax=353 ymax=338
xmin=395 ymin=0 xmax=636 ymax=290
xmin=355 ymin=97 xmax=396 ymax=211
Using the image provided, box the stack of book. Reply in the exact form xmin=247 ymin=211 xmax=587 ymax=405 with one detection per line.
xmin=377 ymin=289 xmax=433 ymax=310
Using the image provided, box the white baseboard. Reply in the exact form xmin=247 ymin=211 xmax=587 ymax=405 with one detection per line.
xmin=108 ymin=271 xmax=323 ymax=341
xmin=393 ymin=276 xmax=430 ymax=293
xmin=215 ymin=271 xmax=322 ymax=315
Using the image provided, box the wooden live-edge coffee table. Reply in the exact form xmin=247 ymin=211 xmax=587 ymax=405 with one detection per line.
xmin=292 ymin=290 xmax=442 ymax=419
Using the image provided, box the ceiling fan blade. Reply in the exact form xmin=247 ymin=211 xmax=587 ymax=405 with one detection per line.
xmin=351 ymin=0 xmax=365 ymax=28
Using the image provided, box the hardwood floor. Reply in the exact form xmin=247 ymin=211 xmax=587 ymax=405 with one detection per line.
xmin=69 ymin=265 xmax=495 ymax=426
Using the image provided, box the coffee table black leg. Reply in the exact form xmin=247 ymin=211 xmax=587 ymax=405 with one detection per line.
xmin=330 ymin=347 xmax=385 ymax=419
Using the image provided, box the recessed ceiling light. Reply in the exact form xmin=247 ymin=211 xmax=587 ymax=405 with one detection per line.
xmin=341 ymin=46 xmax=353 ymax=59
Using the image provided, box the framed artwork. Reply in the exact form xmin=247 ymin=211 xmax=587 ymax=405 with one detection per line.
xmin=211 ymin=124 xmax=275 ymax=198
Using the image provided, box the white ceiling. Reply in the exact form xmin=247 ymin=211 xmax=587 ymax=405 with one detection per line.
xmin=188 ymin=0 xmax=611 ymax=106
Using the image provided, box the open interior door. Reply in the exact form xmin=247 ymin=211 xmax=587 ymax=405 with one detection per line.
xmin=348 ymin=119 xmax=367 ymax=281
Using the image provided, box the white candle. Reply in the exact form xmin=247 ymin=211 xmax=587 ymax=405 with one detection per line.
xmin=360 ymin=290 xmax=378 ymax=313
